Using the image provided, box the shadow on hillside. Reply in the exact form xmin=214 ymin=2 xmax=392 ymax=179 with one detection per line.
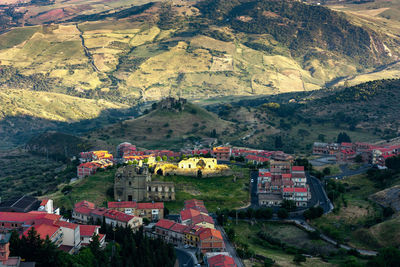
xmin=0 ymin=104 xmax=143 ymax=151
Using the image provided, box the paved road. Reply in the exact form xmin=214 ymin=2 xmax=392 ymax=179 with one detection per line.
xmin=175 ymin=248 xmax=198 ymax=267
xmin=250 ymin=170 xmax=258 ymax=207
xmin=307 ymin=174 xmax=333 ymax=213
xmin=326 ymin=164 xmax=371 ymax=179
xmin=216 ymin=225 xmax=245 ymax=267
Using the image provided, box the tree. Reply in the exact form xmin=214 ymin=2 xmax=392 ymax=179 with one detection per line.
xmin=246 ymin=208 xmax=255 ymax=218
xmin=281 ymin=200 xmax=296 ymax=212
xmin=354 ymin=154 xmax=363 ymax=163
xmin=293 ymin=254 xmax=306 ymax=264
xmin=322 ymin=167 xmax=331 ymax=175
xmin=227 ymin=228 xmax=235 ymax=241
xmin=162 ymin=155 xmax=167 ymax=161
xmin=368 ymin=247 xmax=400 ymax=267
xmin=303 ymin=206 xmax=324 ymax=220
xmin=337 ymin=132 xmax=351 ymax=143
xmin=297 ymin=129 xmax=310 ymax=139
xmin=318 ymin=134 xmax=326 ymax=142
xmin=264 ymin=257 xmax=275 ymax=267
xmin=277 ymin=208 xmax=289 ymax=219
xmin=386 ymin=155 xmax=400 ymax=171
xmin=275 ymin=136 xmax=283 ymax=149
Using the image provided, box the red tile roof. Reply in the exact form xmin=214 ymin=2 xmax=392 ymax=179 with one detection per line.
xmin=137 ymin=202 xmax=164 ymax=210
xmin=291 ymin=166 xmax=304 ymax=171
xmin=108 ymin=201 xmax=137 ymax=209
xmin=191 ymin=214 xmax=214 ymax=225
xmin=91 ymin=208 xmax=107 ymax=217
xmin=80 ymin=225 xmax=100 ymax=237
xmin=55 ymin=220 xmax=79 ymax=230
xmin=170 ymin=223 xmax=187 ymax=233
xmin=75 ymin=200 xmax=95 ymax=209
xmin=155 ymin=219 xmax=176 ymax=230
xmin=74 ymin=206 xmax=93 ymax=216
xmin=26 ymin=224 xmax=59 ymax=239
xmin=40 ymin=199 xmax=49 ymax=206
xmin=184 ymin=199 xmax=208 ymax=213
xmin=208 ymin=254 xmax=237 ymax=267
xmin=103 ymin=210 xmax=134 ymax=223
xmin=199 ymin=228 xmax=223 ymax=241
xmin=180 ymin=209 xmax=201 ymax=221
xmin=283 ymin=187 xmax=308 ymax=193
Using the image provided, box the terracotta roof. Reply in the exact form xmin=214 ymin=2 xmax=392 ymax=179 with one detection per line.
xmin=0 ymin=211 xmax=61 ymax=224
xmin=283 ymin=187 xmax=308 ymax=193
xmin=74 ymin=206 xmax=93 ymax=216
xmin=208 ymin=254 xmax=237 ymax=267
xmin=155 ymin=219 xmax=176 ymax=230
xmin=80 ymin=225 xmax=99 ymax=237
xmin=184 ymin=199 xmax=208 ymax=213
xmin=191 ymin=214 xmax=214 ymax=225
xmin=291 ymin=166 xmax=304 ymax=171
xmin=26 ymin=224 xmax=59 ymax=239
xmin=75 ymin=200 xmax=95 ymax=209
xmin=180 ymin=209 xmax=201 ymax=221
xmin=108 ymin=201 xmax=137 ymax=209
xmin=170 ymin=223 xmax=187 ymax=233
xmin=40 ymin=199 xmax=49 ymax=206
xmin=137 ymin=202 xmax=164 ymax=210
xmin=91 ymin=208 xmax=107 ymax=216
xmin=103 ymin=210 xmax=134 ymax=223
xmin=199 ymin=228 xmax=223 ymax=241
xmin=55 ymin=220 xmax=79 ymax=230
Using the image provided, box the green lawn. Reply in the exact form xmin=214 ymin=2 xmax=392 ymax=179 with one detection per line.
xmin=48 ymin=165 xmax=250 ymax=213
xmin=227 ymin=220 xmax=336 ymax=267
xmin=154 ymin=166 xmax=250 ymax=213
xmin=312 ymin=174 xmax=388 ymax=249
xmin=49 ymin=169 xmax=116 ymax=210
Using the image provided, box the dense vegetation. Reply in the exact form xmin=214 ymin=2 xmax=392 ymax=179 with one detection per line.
xmin=10 ymin=225 xmax=175 ymax=267
xmin=0 ymin=151 xmax=76 ymax=199
xmin=198 ymin=0 xmax=387 ymax=65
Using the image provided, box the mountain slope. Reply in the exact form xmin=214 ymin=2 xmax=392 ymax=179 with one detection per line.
xmin=0 ymin=0 xmax=399 ymax=102
xmin=0 ymin=89 xmax=128 ymax=149
xmin=89 ymin=98 xmax=237 ymax=150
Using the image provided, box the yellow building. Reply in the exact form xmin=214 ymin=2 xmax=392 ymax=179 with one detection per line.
xmin=184 ymin=228 xmax=201 ymax=247
xmin=178 ymin=158 xmax=218 ymax=169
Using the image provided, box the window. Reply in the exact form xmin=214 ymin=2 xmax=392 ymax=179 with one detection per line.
xmin=129 ymin=181 xmax=132 ymax=186
xmin=128 ymin=195 xmax=133 ymax=201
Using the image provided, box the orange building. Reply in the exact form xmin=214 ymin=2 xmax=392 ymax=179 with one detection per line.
xmin=212 ymin=147 xmax=231 ymax=161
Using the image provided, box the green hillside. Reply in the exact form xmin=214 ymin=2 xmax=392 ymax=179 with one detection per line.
xmin=0 ymin=89 xmax=128 ymax=149
xmin=89 ymin=98 xmax=238 ymax=150
xmin=0 ymin=0 xmax=399 ymax=103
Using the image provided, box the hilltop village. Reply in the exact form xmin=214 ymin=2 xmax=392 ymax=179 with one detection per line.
xmin=1 ymin=136 xmax=400 ymax=266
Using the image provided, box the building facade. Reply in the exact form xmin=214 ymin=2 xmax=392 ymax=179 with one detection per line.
xmin=114 ymin=166 xmax=175 ymax=202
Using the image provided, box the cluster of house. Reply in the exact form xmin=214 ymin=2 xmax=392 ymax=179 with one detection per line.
xmin=0 ymin=196 xmax=105 ymax=258
xmin=148 ymin=199 xmax=237 ymax=267
xmin=117 ymin=142 xmax=292 ymax=164
xmin=77 ymin=141 xmax=294 ymax=179
xmin=257 ymin=161 xmax=311 ymax=207
xmin=72 ymin=200 xmax=143 ymax=230
xmin=77 ymin=150 xmax=114 ymax=178
xmin=313 ymin=141 xmax=400 ymax=166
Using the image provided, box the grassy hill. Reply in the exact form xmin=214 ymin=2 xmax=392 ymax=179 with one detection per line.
xmin=311 ymin=171 xmax=400 ymax=250
xmin=206 ymin=78 xmax=400 ymax=153
xmin=89 ymin=99 xmax=238 ymax=150
xmin=0 ymin=0 xmax=399 ymax=104
xmin=0 ymin=89 xmax=128 ymax=149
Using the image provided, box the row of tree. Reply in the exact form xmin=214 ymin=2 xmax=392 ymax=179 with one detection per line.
xmin=9 ymin=224 xmax=176 ymax=267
